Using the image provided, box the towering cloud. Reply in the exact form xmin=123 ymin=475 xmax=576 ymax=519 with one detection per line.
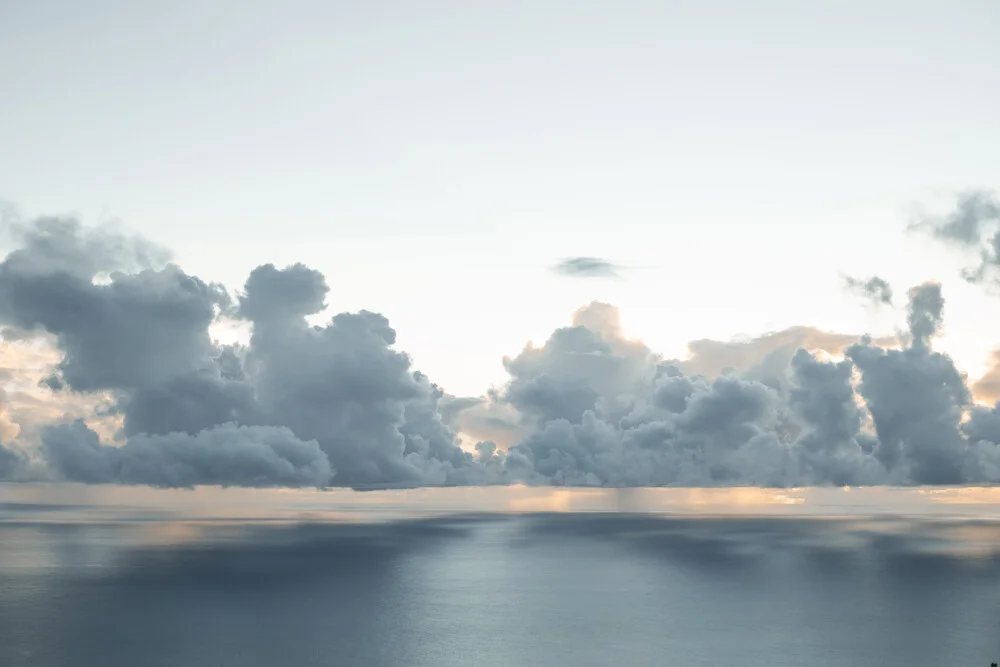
xmin=455 ymin=285 xmax=1000 ymax=488
xmin=845 ymin=284 xmax=968 ymax=484
xmin=3 ymin=211 xmax=1000 ymax=489
xmin=0 ymin=217 xmax=481 ymax=489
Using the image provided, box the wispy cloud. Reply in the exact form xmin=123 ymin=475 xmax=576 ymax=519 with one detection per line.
xmin=843 ymin=275 xmax=894 ymax=306
xmin=911 ymin=189 xmax=1000 ymax=284
xmin=551 ymin=257 xmax=623 ymax=279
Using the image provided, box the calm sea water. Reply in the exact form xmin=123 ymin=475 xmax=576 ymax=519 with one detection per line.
xmin=2 ymin=503 xmax=1000 ymax=667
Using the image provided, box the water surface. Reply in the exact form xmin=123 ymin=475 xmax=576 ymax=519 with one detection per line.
xmin=2 ymin=500 xmax=1000 ymax=666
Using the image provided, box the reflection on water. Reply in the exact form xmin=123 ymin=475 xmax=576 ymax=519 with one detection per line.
xmin=2 ymin=493 xmax=1000 ymax=667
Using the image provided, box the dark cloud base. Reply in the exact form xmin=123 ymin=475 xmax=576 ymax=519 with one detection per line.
xmin=2 ymin=194 xmax=1000 ymax=490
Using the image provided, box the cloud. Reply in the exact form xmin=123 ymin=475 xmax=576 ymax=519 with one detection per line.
xmin=912 ymin=190 xmax=1000 ymax=245
xmin=911 ymin=189 xmax=1000 ymax=283
xmin=0 ymin=217 xmax=489 ymax=489
xmin=479 ymin=284 xmax=1000 ymax=487
xmin=910 ymin=190 xmax=1000 ymax=408
xmin=0 ymin=214 xmax=172 ymax=280
xmin=843 ymin=275 xmax=893 ymax=306
xmin=0 ymin=441 xmax=23 ymax=479
xmin=551 ymin=257 xmax=623 ymax=279
xmin=42 ymin=420 xmax=332 ymax=488
xmin=3 ymin=211 xmax=1000 ymax=490
xmin=845 ymin=285 xmax=968 ymax=484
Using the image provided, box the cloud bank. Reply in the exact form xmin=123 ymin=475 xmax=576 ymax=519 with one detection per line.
xmin=2 ymin=194 xmax=1000 ymax=490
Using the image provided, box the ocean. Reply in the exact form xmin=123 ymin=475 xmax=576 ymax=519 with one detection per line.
xmin=2 ymin=489 xmax=1000 ymax=666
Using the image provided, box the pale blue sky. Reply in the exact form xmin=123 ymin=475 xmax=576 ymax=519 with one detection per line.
xmin=2 ymin=0 xmax=998 ymax=395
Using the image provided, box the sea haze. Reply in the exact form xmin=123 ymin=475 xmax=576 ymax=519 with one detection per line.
xmin=2 ymin=496 xmax=1000 ymax=667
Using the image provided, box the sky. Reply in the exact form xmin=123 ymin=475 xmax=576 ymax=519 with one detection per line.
xmin=1 ymin=0 xmax=1000 ymax=493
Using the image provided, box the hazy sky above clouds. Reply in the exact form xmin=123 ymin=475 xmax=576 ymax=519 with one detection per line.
xmin=2 ymin=0 xmax=998 ymax=396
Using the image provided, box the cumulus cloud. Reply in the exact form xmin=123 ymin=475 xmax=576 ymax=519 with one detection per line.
xmin=4 ymin=212 xmax=1000 ymax=490
xmin=846 ymin=284 xmax=968 ymax=483
xmin=463 ymin=284 xmax=1000 ymax=487
xmin=42 ymin=421 xmax=331 ymax=488
xmin=843 ymin=275 xmax=893 ymax=306
xmin=0 ymin=218 xmax=485 ymax=489
xmin=551 ymin=257 xmax=623 ymax=279
xmin=912 ymin=189 xmax=1000 ymax=283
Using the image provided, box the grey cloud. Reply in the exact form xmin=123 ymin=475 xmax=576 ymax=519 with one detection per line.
xmin=551 ymin=257 xmax=623 ymax=279
xmin=6 ymin=212 xmax=1000 ymax=490
xmin=1 ymin=215 xmax=170 ymax=280
xmin=42 ymin=420 xmax=331 ymax=488
xmin=238 ymin=263 xmax=328 ymax=324
xmin=489 ymin=283 xmax=1000 ymax=487
xmin=0 ymin=442 xmax=23 ymax=478
xmin=238 ymin=264 xmax=481 ymax=487
xmin=41 ymin=420 xmax=118 ymax=484
xmin=498 ymin=303 xmax=655 ymax=428
xmin=0 ymin=231 xmax=241 ymax=443
xmin=844 ymin=275 xmax=893 ymax=306
xmin=1 ymin=216 xmax=490 ymax=489
xmin=904 ymin=282 xmax=944 ymax=352
xmin=470 ymin=304 xmax=884 ymax=487
xmin=912 ymin=190 xmax=1000 ymax=283
xmin=846 ymin=340 xmax=968 ymax=484
xmin=912 ymin=190 xmax=1000 ymax=245
xmin=0 ymin=263 xmax=229 ymax=395
xmin=123 ymin=369 xmax=255 ymax=437
xmin=786 ymin=349 xmax=881 ymax=486
xmin=39 ymin=374 xmax=64 ymax=391
xmin=963 ymin=402 xmax=1000 ymax=445
xmin=962 ymin=229 xmax=1000 ymax=283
